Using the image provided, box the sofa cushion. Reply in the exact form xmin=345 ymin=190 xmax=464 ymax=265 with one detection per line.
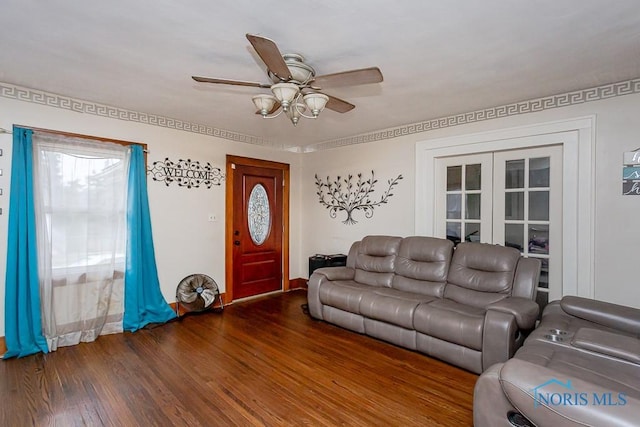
xmin=571 ymin=328 xmax=640 ymax=364
xmin=448 ymin=242 xmax=520 ymax=292
xmin=360 ymin=288 xmax=438 ymax=329
xmin=413 ymin=299 xmax=486 ymax=351
xmin=354 ymin=270 xmax=395 ymax=288
xmin=318 ymin=280 xmax=372 ymax=314
xmin=358 ymin=235 xmax=403 ymax=258
xmin=444 ymin=283 xmax=509 ymax=308
xmin=392 ymin=236 xmax=453 ymax=297
xmin=354 ymin=235 xmax=402 ymax=287
xmin=445 ymin=242 xmax=520 ymax=308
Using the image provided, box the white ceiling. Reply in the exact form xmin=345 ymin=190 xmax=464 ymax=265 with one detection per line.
xmin=1 ymin=0 xmax=640 ymax=150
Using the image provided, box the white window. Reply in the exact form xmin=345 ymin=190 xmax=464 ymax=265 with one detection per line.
xmin=33 ymin=132 xmax=130 ymax=349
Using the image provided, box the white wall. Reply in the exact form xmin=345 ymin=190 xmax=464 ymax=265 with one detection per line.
xmin=300 ymin=135 xmax=416 ymax=266
xmin=301 ymin=92 xmax=640 ymax=309
xmin=2 ymin=90 xmax=640 ymax=338
xmin=0 ymin=96 xmax=302 ymax=336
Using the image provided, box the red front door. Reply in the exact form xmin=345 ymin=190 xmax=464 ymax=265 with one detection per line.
xmin=231 ymin=162 xmax=283 ymax=299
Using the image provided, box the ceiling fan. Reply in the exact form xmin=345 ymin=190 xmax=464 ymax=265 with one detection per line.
xmin=192 ymin=34 xmax=383 ymax=125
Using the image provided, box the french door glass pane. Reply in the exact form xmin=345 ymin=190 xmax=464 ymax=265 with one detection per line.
xmin=446 ymin=194 xmax=461 ymax=219
xmin=447 ymin=166 xmax=462 ymax=191
xmin=505 ymin=160 xmax=525 ymax=189
xmin=529 ymin=157 xmax=550 ymax=187
xmin=529 ymin=191 xmax=550 ymax=221
xmin=465 ymin=164 xmax=482 ymax=190
xmin=442 ymin=161 xmax=485 ymax=247
xmin=505 ymin=192 xmax=524 ymax=220
xmin=528 ymin=224 xmax=549 ymax=255
xmin=505 ymin=223 xmax=524 ymax=251
xmin=465 ymin=223 xmax=480 ymax=242
xmin=465 ymin=194 xmax=481 ymax=219
xmin=446 ymin=222 xmax=461 ymax=243
xmin=537 ymin=258 xmax=549 ymax=289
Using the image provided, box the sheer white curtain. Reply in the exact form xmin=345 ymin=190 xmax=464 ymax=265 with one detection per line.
xmin=32 ymin=133 xmax=130 ymax=350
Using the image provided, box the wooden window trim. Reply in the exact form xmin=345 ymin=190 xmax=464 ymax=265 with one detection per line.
xmin=16 ymin=125 xmax=147 ymax=150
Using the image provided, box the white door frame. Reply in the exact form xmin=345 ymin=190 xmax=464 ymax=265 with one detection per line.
xmin=415 ymin=116 xmax=595 ymax=299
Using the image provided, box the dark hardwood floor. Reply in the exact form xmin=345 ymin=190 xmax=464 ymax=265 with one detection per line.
xmin=0 ymin=290 xmax=477 ymax=426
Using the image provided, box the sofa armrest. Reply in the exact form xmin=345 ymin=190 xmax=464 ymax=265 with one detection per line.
xmin=311 ymin=266 xmax=355 ymax=281
xmin=512 ymin=257 xmax=541 ymax=299
xmin=482 ymin=310 xmax=519 ymax=371
xmin=561 ymin=296 xmax=640 ymax=335
xmin=499 ymin=358 xmax=640 ymax=427
xmin=571 ymin=328 xmax=640 ymax=364
xmin=473 ymin=363 xmax=520 ymax=427
xmin=486 ymin=297 xmax=540 ymax=330
xmin=307 ymin=266 xmax=356 ymax=320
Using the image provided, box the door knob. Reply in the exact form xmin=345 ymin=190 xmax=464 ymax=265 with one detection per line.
xmin=234 ymin=240 xmax=240 ymax=246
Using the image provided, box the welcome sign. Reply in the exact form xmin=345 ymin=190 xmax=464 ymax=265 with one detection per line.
xmin=147 ymin=158 xmax=225 ymax=189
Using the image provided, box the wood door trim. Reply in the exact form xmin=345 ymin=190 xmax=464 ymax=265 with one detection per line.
xmin=225 ymin=155 xmax=290 ymax=303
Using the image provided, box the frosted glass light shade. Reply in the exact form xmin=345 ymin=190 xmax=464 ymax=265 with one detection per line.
xmin=303 ymin=93 xmax=329 ymax=117
xmin=287 ymin=103 xmax=306 ymax=126
xmin=252 ymin=94 xmax=277 ymax=116
xmin=271 ymin=83 xmax=299 ymax=111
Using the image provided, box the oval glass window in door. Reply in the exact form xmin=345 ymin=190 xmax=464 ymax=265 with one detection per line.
xmin=248 ymin=183 xmax=271 ymax=245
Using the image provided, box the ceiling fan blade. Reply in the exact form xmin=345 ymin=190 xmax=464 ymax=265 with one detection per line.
xmin=246 ymin=34 xmax=292 ymax=81
xmin=303 ymin=89 xmax=355 ymax=113
xmin=192 ymin=76 xmax=271 ymax=88
xmin=325 ymin=94 xmax=355 ymax=113
xmin=312 ymin=67 xmax=383 ymax=89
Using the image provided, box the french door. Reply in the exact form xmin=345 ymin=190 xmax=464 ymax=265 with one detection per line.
xmin=435 ymin=145 xmax=563 ymax=309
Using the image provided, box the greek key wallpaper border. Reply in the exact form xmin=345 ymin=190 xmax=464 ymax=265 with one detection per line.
xmin=0 ymin=82 xmax=269 ymax=147
xmin=307 ymin=78 xmax=640 ymax=152
xmin=2 ymin=78 xmax=639 ymax=152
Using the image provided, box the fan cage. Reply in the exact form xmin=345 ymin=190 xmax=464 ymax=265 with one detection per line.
xmin=175 ymin=273 xmax=223 ymax=317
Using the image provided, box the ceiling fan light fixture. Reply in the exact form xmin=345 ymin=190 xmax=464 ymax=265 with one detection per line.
xmin=271 ymin=82 xmax=299 ymax=111
xmin=288 ymin=102 xmax=307 ymax=126
xmin=252 ymin=94 xmax=277 ymax=116
xmin=279 ymin=54 xmax=315 ymax=84
xmin=303 ymin=93 xmax=329 ymax=117
xmin=194 ymin=34 xmax=382 ymax=127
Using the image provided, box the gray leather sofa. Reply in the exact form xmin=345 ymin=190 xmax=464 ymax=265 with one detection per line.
xmin=474 ymin=296 xmax=640 ymax=427
xmin=307 ymin=235 xmax=541 ymax=374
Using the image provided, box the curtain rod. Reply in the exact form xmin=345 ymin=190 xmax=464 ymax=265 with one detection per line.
xmin=11 ymin=125 xmax=148 ymax=152
xmin=0 ymin=128 xmax=150 ymax=155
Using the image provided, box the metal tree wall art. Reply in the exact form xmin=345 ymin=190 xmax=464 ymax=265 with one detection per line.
xmin=147 ymin=158 xmax=224 ymax=189
xmin=315 ymin=171 xmax=403 ymax=225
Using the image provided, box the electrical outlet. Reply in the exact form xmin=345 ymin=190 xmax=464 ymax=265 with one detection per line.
xmin=208 ymin=214 xmax=217 ymax=222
